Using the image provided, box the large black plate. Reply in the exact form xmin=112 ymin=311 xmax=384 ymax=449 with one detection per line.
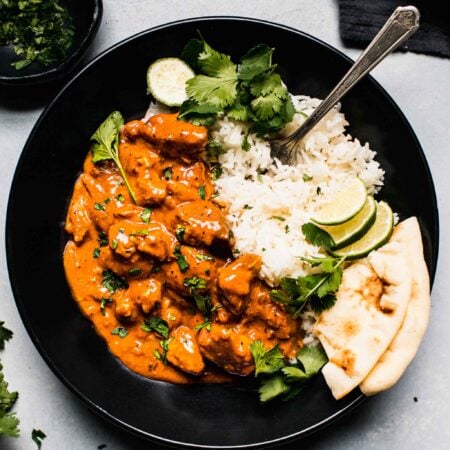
xmin=6 ymin=17 xmax=439 ymax=448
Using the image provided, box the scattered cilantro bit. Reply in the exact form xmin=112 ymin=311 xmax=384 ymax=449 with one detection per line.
xmin=301 ymin=222 xmax=335 ymax=250
xmin=154 ymin=338 xmax=173 ymax=364
xmin=194 ymin=319 xmax=211 ymax=331
xmin=184 ymin=276 xmax=207 ymax=291
xmin=174 ymin=246 xmax=189 ymax=272
xmin=270 ymin=215 xmax=285 ymax=221
xmin=99 ymin=298 xmax=113 ymax=316
xmin=270 ymin=255 xmax=345 ymax=317
xmin=210 ymin=163 xmax=223 ymax=181
xmin=206 ymin=139 xmax=225 ymax=160
xmin=0 ymin=0 xmax=75 ymax=71
xmin=285 ymin=224 xmax=290 ymax=234
xmin=180 ymin=38 xmax=294 ymax=135
xmin=130 ymin=229 xmax=149 ymax=237
xmin=163 ymin=167 xmax=172 ymax=180
xmin=90 ymin=111 xmax=137 ymax=203
xmin=316 ymin=186 xmax=322 ymax=195
xmin=151 ymin=266 xmax=161 ymax=274
xmin=250 ymin=341 xmax=285 ymax=376
xmin=198 ymin=184 xmax=206 ymax=200
xmin=251 ymin=341 xmax=328 ymax=403
xmin=32 ymin=429 xmax=46 ymax=449
xmin=94 ymin=202 xmax=106 ymax=211
xmin=98 ymin=231 xmax=108 ymax=247
xmin=128 ymin=268 xmax=142 ymax=276
xmin=241 ymin=130 xmax=251 ymax=151
xmin=243 ymin=204 xmax=253 ymax=210
xmin=0 ymin=322 xmax=13 ymax=351
xmin=93 ymin=248 xmax=100 ymax=259
xmin=141 ymin=317 xmax=169 ymax=339
xmin=302 ymin=173 xmax=313 ymax=182
xmin=196 ymin=252 xmax=215 ymax=261
xmin=115 ymin=193 xmax=125 ymax=202
xmin=140 ymin=208 xmax=152 ymax=224
xmin=111 ymin=240 xmax=118 ymax=250
xmin=0 ymin=325 xmax=20 ymax=438
xmin=175 ymin=226 xmax=186 ymax=242
xmin=101 ymin=270 xmax=128 ymax=294
xmin=111 ymin=327 xmax=128 ymax=338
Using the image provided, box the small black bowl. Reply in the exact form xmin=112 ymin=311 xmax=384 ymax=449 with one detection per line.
xmin=0 ymin=0 xmax=102 ymax=86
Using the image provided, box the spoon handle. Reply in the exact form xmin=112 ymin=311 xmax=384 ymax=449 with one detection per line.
xmin=287 ymin=6 xmax=420 ymax=143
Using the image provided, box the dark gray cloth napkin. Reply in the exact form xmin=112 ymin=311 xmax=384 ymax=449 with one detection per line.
xmin=338 ymin=0 xmax=450 ymax=58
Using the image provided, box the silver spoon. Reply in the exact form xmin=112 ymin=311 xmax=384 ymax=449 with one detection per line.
xmin=272 ymin=6 xmax=420 ymax=164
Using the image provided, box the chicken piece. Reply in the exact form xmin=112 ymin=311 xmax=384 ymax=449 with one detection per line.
xmin=218 ymin=254 xmax=261 ymax=315
xmin=108 ymin=220 xmax=177 ymax=261
xmin=119 ymin=138 xmax=167 ymax=205
xmin=176 ymin=200 xmax=229 ymax=247
xmin=65 ymin=176 xmax=92 ymax=242
xmin=99 ymin=246 xmax=154 ymax=278
xmin=166 ymin=326 xmax=205 ymax=375
xmin=163 ymin=245 xmax=217 ymax=295
xmin=244 ymin=282 xmax=300 ymax=340
xmin=114 ymin=289 xmax=139 ymax=323
xmin=197 ymin=324 xmax=254 ymax=376
xmin=127 ymin=278 xmax=162 ymax=314
xmin=165 ymin=162 xmax=213 ymax=206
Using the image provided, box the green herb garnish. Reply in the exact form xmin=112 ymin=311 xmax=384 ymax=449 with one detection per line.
xmin=180 ymin=38 xmax=295 ymax=135
xmin=115 ymin=193 xmax=125 ymax=202
xmin=99 ymin=298 xmax=113 ymax=316
xmin=32 ymin=429 xmax=46 ymax=449
xmin=174 ymin=246 xmax=189 ymax=272
xmin=98 ymin=231 xmax=108 ymax=247
xmin=198 ymin=184 xmax=206 ymax=200
xmin=101 ymin=270 xmax=128 ymax=294
xmin=93 ymin=248 xmax=100 ymax=259
xmin=128 ymin=268 xmax=142 ymax=276
xmin=250 ymin=341 xmax=328 ymax=402
xmin=140 ymin=208 xmax=152 ymax=224
xmin=0 ymin=0 xmax=75 ymax=70
xmin=175 ymin=226 xmax=186 ymax=242
xmin=270 ymin=255 xmax=345 ymax=317
xmin=0 ymin=322 xmax=13 ymax=351
xmin=90 ymin=111 xmax=137 ymax=203
xmin=163 ymin=167 xmax=172 ymax=180
xmin=141 ymin=317 xmax=169 ymax=339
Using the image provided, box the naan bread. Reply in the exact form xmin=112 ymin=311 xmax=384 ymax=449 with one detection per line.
xmin=313 ymin=241 xmax=412 ymax=400
xmin=360 ymin=217 xmax=430 ymax=395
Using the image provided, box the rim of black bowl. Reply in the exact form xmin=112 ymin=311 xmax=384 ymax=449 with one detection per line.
xmin=0 ymin=0 xmax=103 ymax=86
xmin=6 ymin=15 xmax=439 ymax=449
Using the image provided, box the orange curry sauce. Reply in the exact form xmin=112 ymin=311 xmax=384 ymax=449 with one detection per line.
xmin=64 ymin=113 xmax=302 ymax=384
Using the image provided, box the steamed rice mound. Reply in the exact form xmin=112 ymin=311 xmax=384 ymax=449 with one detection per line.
xmin=213 ymin=96 xmax=385 ymax=285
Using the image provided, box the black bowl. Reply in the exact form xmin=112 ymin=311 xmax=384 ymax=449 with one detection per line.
xmin=0 ymin=0 xmax=102 ymax=86
xmin=6 ymin=17 xmax=439 ymax=449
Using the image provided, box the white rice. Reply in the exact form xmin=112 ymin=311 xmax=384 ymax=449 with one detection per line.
xmin=213 ymin=95 xmax=385 ymax=285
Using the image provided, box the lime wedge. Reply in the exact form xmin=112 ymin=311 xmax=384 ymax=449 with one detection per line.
xmin=312 ymin=178 xmax=367 ymax=225
xmin=319 ymin=196 xmax=377 ymax=249
xmin=147 ymin=58 xmax=194 ymax=107
xmin=330 ymin=201 xmax=394 ymax=259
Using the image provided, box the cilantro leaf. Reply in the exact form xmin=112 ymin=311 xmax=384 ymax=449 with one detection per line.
xmin=141 ymin=317 xmax=169 ymax=339
xmin=227 ymin=103 xmax=249 ymax=122
xmin=32 ymin=428 xmax=46 ymax=449
xmin=174 ymin=246 xmax=189 ymax=272
xmin=251 ymin=93 xmax=284 ymax=120
xmin=238 ymin=44 xmax=273 ymax=81
xmin=259 ymin=375 xmax=290 ymax=402
xmin=186 ymin=70 xmax=238 ymax=109
xmin=111 ymin=327 xmax=128 ymax=338
xmin=179 ymin=99 xmax=221 ymax=125
xmin=0 ymin=412 xmax=20 ymax=437
xmin=297 ymin=345 xmax=328 ymax=376
xmin=301 ymin=222 xmax=335 ymax=250
xmin=250 ymin=341 xmax=285 ymax=376
xmin=281 ymin=366 xmax=308 ymax=382
xmin=250 ymin=73 xmax=287 ymax=98
xmin=181 ymin=38 xmax=203 ymax=70
xmin=101 ymin=270 xmax=128 ymax=294
xmin=0 ymin=323 xmax=13 ymax=351
xmin=90 ymin=111 xmax=137 ymax=203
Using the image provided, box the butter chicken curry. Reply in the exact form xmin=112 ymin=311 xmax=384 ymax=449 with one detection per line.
xmin=64 ymin=113 xmax=302 ymax=383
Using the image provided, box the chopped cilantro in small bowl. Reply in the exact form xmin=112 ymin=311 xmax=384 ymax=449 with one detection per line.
xmin=0 ymin=0 xmax=102 ymax=86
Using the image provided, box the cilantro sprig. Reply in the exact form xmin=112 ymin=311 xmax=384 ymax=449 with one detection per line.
xmin=270 ymin=255 xmax=345 ymax=317
xmin=250 ymin=341 xmax=328 ymax=402
xmin=90 ymin=111 xmax=137 ymax=203
xmin=180 ymin=37 xmax=295 ymax=135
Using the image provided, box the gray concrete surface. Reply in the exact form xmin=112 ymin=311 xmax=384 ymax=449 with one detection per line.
xmin=1 ymin=1 xmax=449 ymax=449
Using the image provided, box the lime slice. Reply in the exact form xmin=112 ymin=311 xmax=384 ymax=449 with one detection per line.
xmin=312 ymin=178 xmax=367 ymax=225
xmin=330 ymin=201 xmax=394 ymax=259
xmin=319 ymin=196 xmax=377 ymax=249
xmin=147 ymin=58 xmax=194 ymax=107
